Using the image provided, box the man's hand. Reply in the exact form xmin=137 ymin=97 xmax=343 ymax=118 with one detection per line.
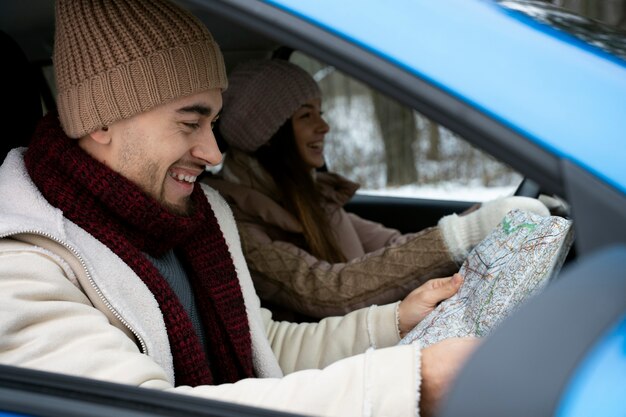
xmin=397 ymin=274 xmax=463 ymax=338
xmin=419 ymin=337 xmax=480 ymax=417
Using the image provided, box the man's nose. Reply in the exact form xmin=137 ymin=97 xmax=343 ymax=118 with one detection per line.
xmin=191 ymin=129 xmax=223 ymax=166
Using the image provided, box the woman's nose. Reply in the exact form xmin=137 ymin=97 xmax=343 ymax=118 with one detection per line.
xmin=317 ymin=116 xmax=330 ymax=134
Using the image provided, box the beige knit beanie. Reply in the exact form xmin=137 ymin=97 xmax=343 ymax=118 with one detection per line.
xmin=220 ymin=59 xmax=321 ymax=153
xmin=54 ymin=0 xmax=228 ymax=138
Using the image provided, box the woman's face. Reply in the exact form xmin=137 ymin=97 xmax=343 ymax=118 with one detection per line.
xmin=291 ymin=98 xmax=330 ymax=170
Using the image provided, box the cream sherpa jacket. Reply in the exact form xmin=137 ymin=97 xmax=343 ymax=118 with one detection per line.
xmin=0 ymin=148 xmax=422 ymax=417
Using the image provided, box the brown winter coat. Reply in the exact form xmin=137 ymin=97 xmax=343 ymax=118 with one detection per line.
xmin=204 ymin=149 xmax=459 ymax=319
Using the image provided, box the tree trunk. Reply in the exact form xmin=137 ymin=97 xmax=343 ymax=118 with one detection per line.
xmin=372 ymin=91 xmax=418 ymax=186
xmin=427 ymin=120 xmax=441 ymax=161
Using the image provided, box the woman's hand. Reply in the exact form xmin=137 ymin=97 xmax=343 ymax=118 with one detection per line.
xmin=397 ymin=273 xmax=463 ymax=337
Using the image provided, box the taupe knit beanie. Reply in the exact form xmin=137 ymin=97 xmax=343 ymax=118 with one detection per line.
xmin=54 ymin=0 xmax=228 ymax=138
xmin=220 ymin=59 xmax=321 ymax=153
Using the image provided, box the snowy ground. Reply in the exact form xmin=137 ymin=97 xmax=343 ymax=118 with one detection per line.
xmin=320 ymin=90 xmax=522 ymax=202
xmin=358 ymin=182 xmax=519 ymax=202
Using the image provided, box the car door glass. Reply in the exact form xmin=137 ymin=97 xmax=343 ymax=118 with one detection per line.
xmin=291 ymin=52 xmax=523 ymax=202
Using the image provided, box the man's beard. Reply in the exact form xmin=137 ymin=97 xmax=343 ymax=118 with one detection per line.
xmin=161 ymin=195 xmax=196 ymax=217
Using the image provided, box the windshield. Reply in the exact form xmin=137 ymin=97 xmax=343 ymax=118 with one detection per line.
xmin=499 ymin=0 xmax=626 ymax=61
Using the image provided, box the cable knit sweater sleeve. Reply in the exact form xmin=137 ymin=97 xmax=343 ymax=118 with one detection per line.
xmin=239 ymin=221 xmax=459 ymax=319
xmin=346 ymin=212 xmax=402 ymax=252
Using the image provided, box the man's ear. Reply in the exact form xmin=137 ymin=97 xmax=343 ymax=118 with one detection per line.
xmin=88 ymin=126 xmax=111 ymax=145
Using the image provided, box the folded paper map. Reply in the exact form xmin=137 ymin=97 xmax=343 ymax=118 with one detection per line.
xmin=399 ymin=209 xmax=573 ymax=347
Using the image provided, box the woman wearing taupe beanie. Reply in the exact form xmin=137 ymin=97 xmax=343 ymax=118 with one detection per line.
xmin=206 ymin=59 xmax=550 ymax=321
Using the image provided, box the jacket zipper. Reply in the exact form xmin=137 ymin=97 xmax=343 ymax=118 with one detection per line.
xmin=1 ymin=230 xmax=148 ymax=355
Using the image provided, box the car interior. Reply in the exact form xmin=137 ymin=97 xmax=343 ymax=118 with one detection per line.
xmin=0 ymin=30 xmax=44 ymax=163
xmin=3 ymin=1 xmax=625 ymax=416
xmin=0 ymin=0 xmax=535 ymax=239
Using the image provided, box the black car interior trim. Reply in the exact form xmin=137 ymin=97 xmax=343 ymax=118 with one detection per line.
xmin=0 ymin=365 xmax=303 ymax=417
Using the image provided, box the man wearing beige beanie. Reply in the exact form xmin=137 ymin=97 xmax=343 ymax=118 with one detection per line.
xmin=0 ymin=1 xmax=478 ymax=417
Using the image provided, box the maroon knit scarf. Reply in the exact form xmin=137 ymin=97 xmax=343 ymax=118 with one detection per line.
xmin=25 ymin=114 xmax=254 ymax=386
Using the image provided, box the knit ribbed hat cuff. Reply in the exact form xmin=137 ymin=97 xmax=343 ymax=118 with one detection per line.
xmin=220 ymin=60 xmax=321 ymax=152
xmin=58 ymin=40 xmax=228 ymax=138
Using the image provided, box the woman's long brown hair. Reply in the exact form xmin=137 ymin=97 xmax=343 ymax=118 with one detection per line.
xmin=255 ymin=120 xmax=347 ymax=263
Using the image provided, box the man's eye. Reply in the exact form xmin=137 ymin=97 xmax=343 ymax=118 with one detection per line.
xmin=183 ymin=122 xmax=200 ymax=130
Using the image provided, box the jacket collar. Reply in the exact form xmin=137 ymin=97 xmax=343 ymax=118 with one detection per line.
xmin=0 ymin=148 xmax=175 ymax=381
xmin=206 ymin=149 xmax=360 ymax=233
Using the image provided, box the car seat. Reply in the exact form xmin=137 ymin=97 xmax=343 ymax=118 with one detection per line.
xmin=0 ymin=30 xmax=44 ymax=163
